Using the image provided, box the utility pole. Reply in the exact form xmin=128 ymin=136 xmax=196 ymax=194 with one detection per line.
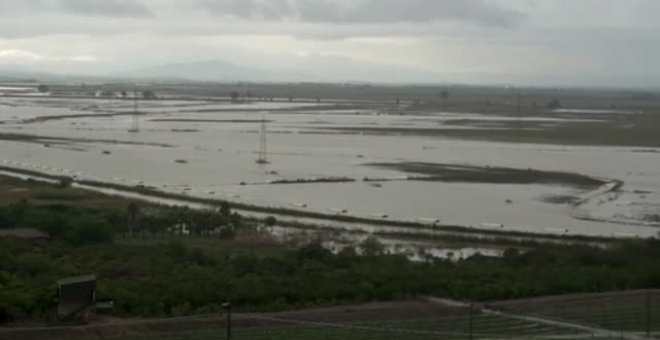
xmin=513 ymin=89 xmax=522 ymax=130
xmin=647 ymin=291 xmax=652 ymax=338
xmin=223 ymin=302 xmax=232 ymax=340
xmin=129 ymin=86 xmax=139 ymax=133
xmin=256 ymin=115 xmax=269 ymax=165
xmin=468 ymin=301 xmax=474 ymax=340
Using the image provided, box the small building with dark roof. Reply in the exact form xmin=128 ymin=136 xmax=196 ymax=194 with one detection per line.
xmin=57 ymin=274 xmax=97 ymax=321
xmin=0 ymin=228 xmax=50 ymax=240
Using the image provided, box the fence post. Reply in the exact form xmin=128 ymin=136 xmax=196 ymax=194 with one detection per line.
xmin=647 ymin=291 xmax=652 ymax=338
xmin=223 ymin=302 xmax=232 ymax=340
xmin=468 ymin=301 xmax=474 ymax=340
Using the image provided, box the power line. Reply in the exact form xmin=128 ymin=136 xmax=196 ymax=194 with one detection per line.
xmin=129 ymin=86 xmax=140 ymax=133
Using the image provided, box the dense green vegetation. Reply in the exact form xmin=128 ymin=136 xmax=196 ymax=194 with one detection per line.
xmin=0 ymin=200 xmax=114 ymax=246
xmin=0 ymin=199 xmax=252 ymax=323
xmin=0 ymin=199 xmax=246 ymax=246
xmin=2 ymin=195 xmax=660 ymax=324
xmin=0 ymin=185 xmax=658 ymax=325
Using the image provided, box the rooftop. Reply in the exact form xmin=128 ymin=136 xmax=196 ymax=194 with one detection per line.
xmin=0 ymin=228 xmax=50 ymax=239
xmin=57 ymin=274 xmax=97 ymax=286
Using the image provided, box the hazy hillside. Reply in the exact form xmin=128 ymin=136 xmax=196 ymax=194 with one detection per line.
xmin=131 ymin=59 xmax=276 ymax=82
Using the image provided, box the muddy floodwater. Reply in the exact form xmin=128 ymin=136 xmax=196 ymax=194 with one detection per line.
xmin=1 ymin=97 xmax=659 ymax=238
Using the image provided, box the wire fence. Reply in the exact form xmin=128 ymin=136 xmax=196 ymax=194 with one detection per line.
xmin=2 ymin=290 xmax=660 ymax=340
xmin=489 ymin=289 xmax=660 ymax=339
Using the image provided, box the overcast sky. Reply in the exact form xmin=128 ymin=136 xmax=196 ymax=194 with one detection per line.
xmin=1 ymin=0 xmax=659 ymax=87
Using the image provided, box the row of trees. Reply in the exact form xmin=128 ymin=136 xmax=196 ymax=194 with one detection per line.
xmin=36 ymin=84 xmax=566 ymax=109
xmin=223 ymin=89 xmax=567 ymax=109
xmin=0 ymin=199 xmax=247 ymax=245
xmin=229 ymin=90 xmax=303 ymax=103
xmin=99 ymin=90 xmax=157 ymax=99
xmin=0 ymin=200 xmax=113 ymax=246
xmin=406 ymin=97 xmax=562 ymax=109
xmin=35 ymin=84 xmax=159 ymax=99
xmin=120 ymin=202 xmax=246 ymax=238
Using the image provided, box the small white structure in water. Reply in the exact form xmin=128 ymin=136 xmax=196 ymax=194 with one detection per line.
xmin=544 ymin=227 xmax=569 ymax=234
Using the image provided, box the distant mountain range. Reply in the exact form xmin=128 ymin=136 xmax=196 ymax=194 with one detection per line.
xmin=0 ymin=60 xmax=281 ymax=83
xmin=126 ymin=57 xmax=437 ymax=83
xmin=130 ymin=59 xmax=278 ymax=82
xmin=2 ymin=59 xmax=658 ymax=89
xmin=0 ymin=66 xmax=112 ymax=83
xmin=0 ymin=57 xmax=443 ymax=84
xmin=0 ymin=67 xmax=53 ymax=81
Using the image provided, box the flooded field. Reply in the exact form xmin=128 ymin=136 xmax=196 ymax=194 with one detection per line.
xmin=1 ymin=95 xmax=659 ymax=238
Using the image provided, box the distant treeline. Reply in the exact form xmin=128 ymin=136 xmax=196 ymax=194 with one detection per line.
xmin=0 ymin=199 xmax=247 ymax=245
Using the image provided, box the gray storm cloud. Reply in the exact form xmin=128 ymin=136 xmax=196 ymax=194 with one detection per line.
xmin=200 ymin=0 xmax=524 ymax=28
xmin=1 ymin=0 xmax=659 ymax=87
xmin=58 ymin=0 xmax=152 ymax=17
xmin=0 ymin=0 xmax=152 ymax=17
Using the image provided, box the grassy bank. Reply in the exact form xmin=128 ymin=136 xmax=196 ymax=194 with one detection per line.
xmin=0 ymin=132 xmax=173 ymax=148
xmin=366 ymin=162 xmax=607 ymax=189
